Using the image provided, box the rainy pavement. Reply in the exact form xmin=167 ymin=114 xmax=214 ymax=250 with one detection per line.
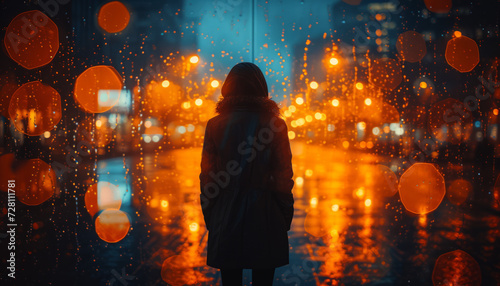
xmin=76 ymin=141 xmax=500 ymax=286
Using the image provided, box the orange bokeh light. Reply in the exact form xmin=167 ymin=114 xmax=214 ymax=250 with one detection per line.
xmin=309 ymin=81 xmax=319 ymax=89
xmin=342 ymin=140 xmax=349 ymax=148
xmin=95 ymin=209 xmax=131 ymax=243
xmin=369 ymin=58 xmax=402 ymax=90
xmin=490 ymin=108 xmax=500 ymax=127
xmin=15 ymin=159 xmax=57 ymax=206
xmin=447 ymin=179 xmax=472 ymax=205
xmin=161 ymin=200 xmax=169 ymax=208
xmin=74 ymin=65 xmax=123 ymax=113
xmin=413 ymin=77 xmax=435 ymax=102
xmin=4 ymin=10 xmax=59 ymax=69
xmin=98 ymin=1 xmax=130 ymax=33
xmin=494 ymin=175 xmax=500 ymax=211
xmin=424 ymin=0 xmax=452 ymax=13
xmin=8 ymin=81 xmax=62 ymax=136
xmin=396 ymin=31 xmax=427 ymax=63
xmin=445 ymin=36 xmax=480 ymax=73
xmin=329 ymin=57 xmax=339 ymax=65
xmin=398 ymin=163 xmax=445 ymax=215
xmin=84 ymin=182 xmax=122 ymax=218
xmin=354 ymin=187 xmax=365 ymax=198
xmin=189 ymin=55 xmax=199 ymax=64
xmin=432 ymin=250 xmax=481 ymax=286
xmin=364 ymin=198 xmax=372 ymax=207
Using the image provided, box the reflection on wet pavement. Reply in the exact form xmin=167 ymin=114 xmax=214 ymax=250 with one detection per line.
xmin=87 ymin=141 xmax=499 ymax=285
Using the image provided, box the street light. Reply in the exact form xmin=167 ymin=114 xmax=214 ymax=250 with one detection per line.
xmin=189 ymin=55 xmax=199 ymax=64
xmin=309 ymin=81 xmax=319 ymax=89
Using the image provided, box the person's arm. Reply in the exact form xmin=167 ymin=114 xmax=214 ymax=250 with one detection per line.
xmin=270 ymin=117 xmax=294 ymax=231
xmin=199 ymin=119 xmax=217 ymax=230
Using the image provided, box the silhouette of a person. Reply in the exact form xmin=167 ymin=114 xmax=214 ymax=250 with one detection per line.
xmin=200 ymin=62 xmax=294 ymax=285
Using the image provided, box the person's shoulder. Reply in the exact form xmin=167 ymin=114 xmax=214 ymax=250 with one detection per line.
xmin=270 ymin=115 xmax=286 ymax=124
xmin=267 ymin=115 xmax=287 ymax=132
xmin=206 ymin=114 xmax=229 ymax=130
xmin=206 ymin=114 xmax=222 ymax=125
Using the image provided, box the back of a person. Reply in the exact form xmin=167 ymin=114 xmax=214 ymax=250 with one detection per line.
xmin=207 ymin=109 xmax=279 ymax=192
xmin=200 ymin=62 xmax=294 ymax=285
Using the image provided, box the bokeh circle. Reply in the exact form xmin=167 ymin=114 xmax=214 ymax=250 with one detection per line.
xmin=4 ymin=10 xmax=59 ymax=69
xmin=8 ymin=81 xmax=62 ymax=136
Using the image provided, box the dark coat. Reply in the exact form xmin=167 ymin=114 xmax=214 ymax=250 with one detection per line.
xmin=199 ymin=106 xmax=294 ymax=269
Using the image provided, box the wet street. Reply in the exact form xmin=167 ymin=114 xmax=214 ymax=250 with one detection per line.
xmin=68 ymin=142 xmax=500 ymax=285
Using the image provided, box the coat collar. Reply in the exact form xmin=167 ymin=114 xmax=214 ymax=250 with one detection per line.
xmin=215 ymin=95 xmax=281 ymax=116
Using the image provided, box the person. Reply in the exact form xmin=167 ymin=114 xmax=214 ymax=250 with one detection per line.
xmin=199 ymin=62 xmax=294 ymax=286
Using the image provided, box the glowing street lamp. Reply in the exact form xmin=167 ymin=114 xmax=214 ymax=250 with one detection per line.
xmin=364 ymin=199 xmax=372 ymax=207
xmin=309 ymin=81 xmax=319 ymax=89
xmin=189 ymin=55 xmax=199 ymax=64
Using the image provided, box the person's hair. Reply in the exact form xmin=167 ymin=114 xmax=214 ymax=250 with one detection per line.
xmin=215 ymin=62 xmax=280 ymax=116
